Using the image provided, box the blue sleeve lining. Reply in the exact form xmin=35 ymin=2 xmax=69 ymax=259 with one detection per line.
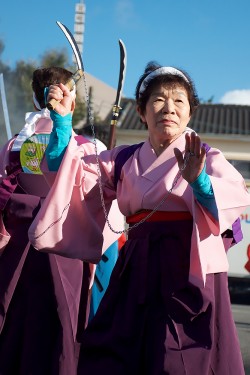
xmin=45 ymin=110 xmax=72 ymax=171
xmin=190 ymin=166 xmax=218 ymax=220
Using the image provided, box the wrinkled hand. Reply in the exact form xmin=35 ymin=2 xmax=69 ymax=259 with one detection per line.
xmin=47 ymin=83 xmax=73 ymax=116
xmin=174 ymin=131 xmax=206 ymax=183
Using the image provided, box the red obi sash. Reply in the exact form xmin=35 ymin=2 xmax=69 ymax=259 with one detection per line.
xmin=126 ymin=210 xmax=192 ymax=224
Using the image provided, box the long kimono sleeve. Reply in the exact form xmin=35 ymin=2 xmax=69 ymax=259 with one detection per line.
xmin=196 ymin=148 xmax=249 ymax=236
xmin=189 ymin=147 xmax=250 ymax=286
xmin=28 ymin=138 xmax=124 ymax=262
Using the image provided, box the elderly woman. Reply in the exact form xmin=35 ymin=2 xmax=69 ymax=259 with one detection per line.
xmin=29 ymin=62 xmax=250 ymax=374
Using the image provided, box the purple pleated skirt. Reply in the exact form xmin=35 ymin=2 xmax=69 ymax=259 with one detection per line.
xmin=78 ymin=219 xmax=244 ymax=375
xmin=0 ymin=193 xmax=79 ymax=375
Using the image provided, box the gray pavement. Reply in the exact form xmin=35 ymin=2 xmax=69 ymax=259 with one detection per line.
xmin=232 ymin=304 xmax=250 ymax=374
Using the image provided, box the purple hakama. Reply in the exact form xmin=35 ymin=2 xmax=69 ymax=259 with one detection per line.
xmin=78 ymin=219 xmax=244 ymax=375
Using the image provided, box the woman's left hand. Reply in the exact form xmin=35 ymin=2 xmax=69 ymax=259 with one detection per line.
xmin=174 ymin=131 xmax=206 ymax=183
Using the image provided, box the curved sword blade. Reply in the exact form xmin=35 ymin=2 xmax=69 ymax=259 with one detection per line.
xmin=115 ymin=39 xmax=127 ymax=107
xmin=56 ymin=21 xmax=84 ymax=71
xmin=108 ymin=39 xmax=127 ymax=149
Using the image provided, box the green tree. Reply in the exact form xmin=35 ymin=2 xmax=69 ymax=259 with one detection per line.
xmin=40 ymin=48 xmax=70 ymax=69
xmin=0 ymin=41 xmax=16 ymax=144
xmin=0 ymin=40 xmax=10 ymax=76
xmin=73 ymin=94 xmax=87 ymax=127
xmin=5 ymin=60 xmax=37 ymax=138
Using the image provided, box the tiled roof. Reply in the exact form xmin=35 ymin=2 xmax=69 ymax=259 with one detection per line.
xmin=116 ymin=99 xmax=250 ymax=135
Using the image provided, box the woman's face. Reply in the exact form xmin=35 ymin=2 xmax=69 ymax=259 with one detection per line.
xmin=138 ymin=83 xmax=191 ymax=149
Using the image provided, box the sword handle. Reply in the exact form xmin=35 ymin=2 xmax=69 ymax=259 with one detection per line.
xmin=46 ymin=70 xmax=84 ymax=110
xmin=108 ymin=104 xmax=121 ymax=149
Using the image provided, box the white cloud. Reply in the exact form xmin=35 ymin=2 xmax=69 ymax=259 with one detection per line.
xmin=219 ymin=90 xmax=250 ymax=105
xmin=115 ymin=0 xmax=136 ymax=27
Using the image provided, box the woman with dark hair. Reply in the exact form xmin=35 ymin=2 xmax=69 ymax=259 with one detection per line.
xmin=0 ymin=67 xmax=95 ymax=375
xmin=29 ymin=62 xmax=250 ymax=374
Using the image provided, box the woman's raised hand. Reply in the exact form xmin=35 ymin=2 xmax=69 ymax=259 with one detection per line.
xmin=47 ymin=83 xmax=73 ymax=117
xmin=174 ymin=131 xmax=206 ymax=183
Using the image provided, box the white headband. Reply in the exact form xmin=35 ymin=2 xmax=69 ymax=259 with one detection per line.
xmin=33 ymin=92 xmax=42 ymax=110
xmin=139 ymin=67 xmax=189 ymax=97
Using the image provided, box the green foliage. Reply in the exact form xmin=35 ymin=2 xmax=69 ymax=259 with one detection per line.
xmin=73 ymin=94 xmax=86 ymax=126
xmin=13 ymin=60 xmax=37 ymax=109
xmin=0 ymin=40 xmax=4 ymax=56
xmin=0 ymin=41 xmax=10 ymax=76
xmin=40 ymin=48 xmax=70 ymax=69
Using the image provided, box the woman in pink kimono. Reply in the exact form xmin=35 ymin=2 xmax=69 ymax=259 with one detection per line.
xmin=0 ymin=67 xmax=95 ymax=375
xmin=29 ymin=62 xmax=250 ymax=374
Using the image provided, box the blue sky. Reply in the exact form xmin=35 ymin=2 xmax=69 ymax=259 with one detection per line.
xmin=1 ymin=0 xmax=250 ymax=104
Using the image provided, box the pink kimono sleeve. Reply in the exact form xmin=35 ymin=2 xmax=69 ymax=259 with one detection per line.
xmin=28 ymin=138 xmax=124 ymax=262
xmin=189 ymin=148 xmax=250 ymax=286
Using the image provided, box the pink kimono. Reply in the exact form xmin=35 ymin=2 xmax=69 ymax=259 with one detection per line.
xmin=29 ymin=129 xmax=250 ymax=375
xmin=29 ymin=129 xmax=249 ymax=285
